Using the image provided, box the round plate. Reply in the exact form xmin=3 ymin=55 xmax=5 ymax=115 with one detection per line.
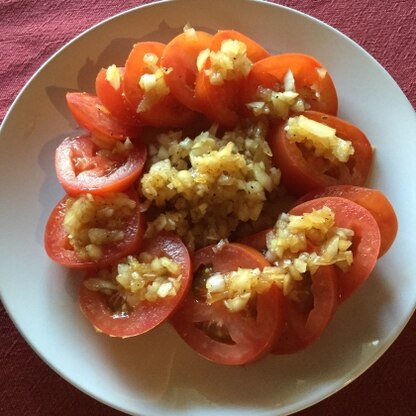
xmin=0 ymin=0 xmax=415 ymax=415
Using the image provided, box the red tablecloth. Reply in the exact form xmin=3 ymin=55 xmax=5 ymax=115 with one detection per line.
xmin=1 ymin=0 xmax=415 ymax=415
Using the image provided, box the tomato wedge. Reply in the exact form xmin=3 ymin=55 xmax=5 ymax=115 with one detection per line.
xmin=161 ymin=29 xmax=212 ymax=112
xmin=44 ymin=188 xmax=146 ymax=269
xmin=290 ymin=196 xmax=381 ymax=302
xmin=123 ymin=41 xmax=197 ymax=128
xmin=55 ymin=135 xmax=147 ymax=196
xmin=170 ymin=242 xmax=285 ymax=365
xmin=272 ymin=265 xmax=339 ymax=354
xmin=269 ymin=110 xmax=373 ymax=195
xmin=95 ymin=66 xmax=138 ymax=124
xmin=296 ymin=185 xmax=398 ymax=257
xmin=195 ymin=30 xmax=270 ymax=129
xmin=66 ymin=92 xmax=140 ymax=144
xmin=79 ymin=232 xmax=192 ymax=338
xmin=244 ymin=53 xmax=338 ymax=116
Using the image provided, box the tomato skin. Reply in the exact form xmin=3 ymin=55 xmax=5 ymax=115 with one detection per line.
xmin=195 ymin=73 xmax=242 ymax=129
xmin=244 ymin=53 xmax=338 ymax=116
xmin=290 ymin=196 xmax=381 ymax=302
xmin=44 ymin=188 xmax=146 ymax=270
xmin=270 ymin=111 xmax=373 ymax=196
xmin=272 ymin=265 xmax=339 ymax=354
xmin=55 ymin=135 xmax=147 ymax=196
xmin=296 ymin=185 xmax=398 ymax=257
xmin=95 ymin=66 xmax=138 ymax=124
xmin=66 ymin=92 xmax=140 ymax=143
xmin=236 ymin=228 xmax=272 ymax=254
xmin=194 ymin=30 xmax=269 ymax=129
xmin=79 ymin=232 xmax=192 ymax=338
xmin=123 ymin=41 xmax=197 ymax=128
xmin=161 ymin=30 xmax=213 ymax=112
xmin=170 ymin=242 xmax=286 ymax=365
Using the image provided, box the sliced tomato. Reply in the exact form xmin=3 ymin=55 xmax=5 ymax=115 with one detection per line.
xmin=269 ymin=110 xmax=373 ymax=195
xmin=290 ymin=196 xmax=381 ymax=302
xmin=236 ymin=228 xmax=272 ymax=254
xmin=161 ymin=30 xmax=212 ymax=112
xmin=244 ymin=53 xmax=338 ymax=116
xmin=79 ymin=232 xmax=192 ymax=338
xmin=296 ymin=185 xmax=398 ymax=257
xmin=55 ymin=135 xmax=147 ymax=196
xmin=44 ymin=188 xmax=146 ymax=269
xmin=272 ymin=265 xmax=339 ymax=354
xmin=170 ymin=242 xmax=285 ymax=365
xmin=194 ymin=30 xmax=269 ymax=129
xmin=66 ymin=92 xmax=140 ymax=144
xmin=95 ymin=66 xmax=138 ymax=124
xmin=123 ymin=41 xmax=197 ymax=128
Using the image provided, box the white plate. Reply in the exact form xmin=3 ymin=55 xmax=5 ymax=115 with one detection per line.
xmin=1 ymin=0 xmax=415 ymax=415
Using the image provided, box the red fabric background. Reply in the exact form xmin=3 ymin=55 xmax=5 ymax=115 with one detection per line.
xmin=1 ymin=0 xmax=415 ymax=415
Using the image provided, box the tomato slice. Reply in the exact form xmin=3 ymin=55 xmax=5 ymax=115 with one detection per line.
xmin=55 ymin=135 xmax=147 ymax=196
xmin=194 ymin=30 xmax=269 ymax=129
xmin=244 ymin=53 xmax=338 ymax=115
xmin=123 ymin=41 xmax=197 ymax=128
xmin=269 ymin=110 xmax=374 ymax=196
xmin=296 ymin=185 xmax=398 ymax=257
xmin=170 ymin=242 xmax=285 ymax=365
xmin=66 ymin=92 xmax=140 ymax=144
xmin=236 ymin=228 xmax=272 ymax=254
xmin=44 ymin=188 xmax=146 ymax=269
xmin=272 ymin=265 xmax=339 ymax=354
xmin=79 ymin=232 xmax=192 ymax=338
xmin=161 ymin=30 xmax=213 ymax=112
xmin=95 ymin=66 xmax=138 ymax=124
xmin=290 ymin=196 xmax=381 ymax=302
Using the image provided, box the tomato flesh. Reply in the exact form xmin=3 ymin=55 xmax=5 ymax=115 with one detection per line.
xmin=161 ymin=30 xmax=213 ymax=112
xmin=66 ymin=92 xmax=140 ymax=143
xmin=79 ymin=232 xmax=192 ymax=338
xmin=44 ymin=188 xmax=146 ymax=269
xmin=296 ymin=185 xmax=398 ymax=257
xmin=123 ymin=41 xmax=197 ymax=128
xmin=290 ymin=196 xmax=381 ymax=302
xmin=245 ymin=53 xmax=338 ymax=116
xmin=55 ymin=135 xmax=147 ymax=196
xmin=170 ymin=243 xmax=286 ymax=365
xmin=272 ymin=265 xmax=338 ymax=354
xmin=270 ymin=111 xmax=373 ymax=195
xmin=95 ymin=66 xmax=138 ymax=124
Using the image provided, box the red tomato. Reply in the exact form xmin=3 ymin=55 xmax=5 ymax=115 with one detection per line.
xmin=194 ymin=30 xmax=269 ymax=129
xmin=123 ymin=41 xmax=197 ymax=128
xmin=161 ymin=30 xmax=213 ymax=112
xmin=95 ymin=66 xmax=138 ymax=124
xmin=270 ymin=110 xmax=373 ymax=196
xmin=66 ymin=92 xmax=140 ymax=144
xmin=296 ymin=185 xmax=398 ymax=257
xmin=290 ymin=196 xmax=381 ymax=302
xmin=55 ymin=135 xmax=147 ymax=196
xmin=236 ymin=228 xmax=272 ymax=254
xmin=79 ymin=232 xmax=192 ymax=338
xmin=44 ymin=188 xmax=146 ymax=269
xmin=272 ymin=265 xmax=339 ymax=354
xmin=170 ymin=243 xmax=286 ymax=365
xmin=244 ymin=53 xmax=338 ymax=115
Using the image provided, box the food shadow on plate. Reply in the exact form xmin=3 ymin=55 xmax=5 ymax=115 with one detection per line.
xmin=75 ymin=21 xmax=213 ymax=93
xmin=84 ymin=268 xmax=393 ymax=412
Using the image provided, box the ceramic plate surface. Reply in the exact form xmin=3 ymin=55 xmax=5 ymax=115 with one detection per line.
xmin=1 ymin=0 xmax=415 ymax=415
